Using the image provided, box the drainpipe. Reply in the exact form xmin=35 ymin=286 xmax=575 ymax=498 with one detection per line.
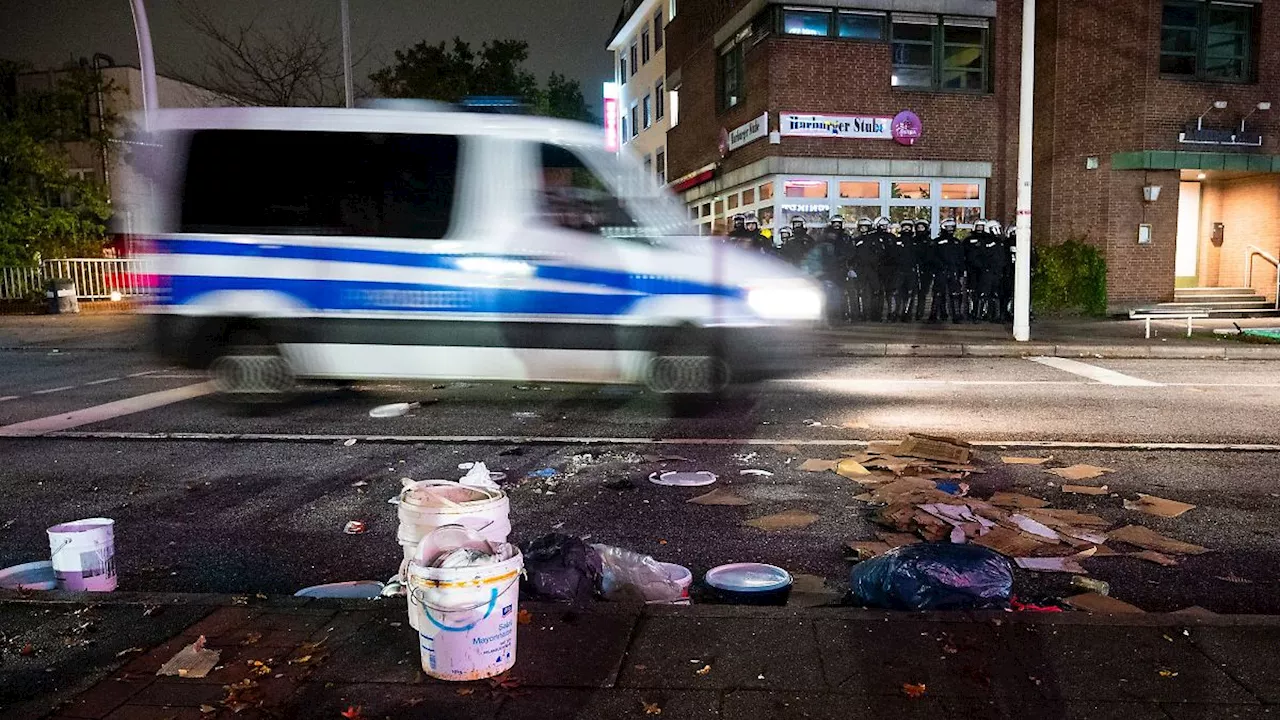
xmin=91 ymin=53 xmax=114 ymax=202
xmin=128 ymin=0 xmax=159 ymax=129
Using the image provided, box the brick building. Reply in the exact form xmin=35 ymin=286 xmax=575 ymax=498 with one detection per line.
xmin=656 ymin=0 xmax=1280 ymax=312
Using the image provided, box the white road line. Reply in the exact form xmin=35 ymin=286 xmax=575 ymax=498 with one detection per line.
xmin=31 ymin=385 xmax=76 ymax=395
xmin=84 ymin=377 xmax=123 ymax=386
xmin=30 ymin=431 xmax=1280 ymax=452
xmin=776 ymin=378 xmax=1086 ymax=387
xmin=0 ymin=383 xmax=214 ymax=438
xmin=0 ymin=396 xmax=17 ymax=403
xmin=1028 ymin=356 xmax=1163 ymax=387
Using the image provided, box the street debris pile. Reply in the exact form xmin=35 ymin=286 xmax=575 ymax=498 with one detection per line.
xmin=820 ymin=434 xmax=1207 ymax=612
xmin=518 ymin=533 xmax=692 ymax=605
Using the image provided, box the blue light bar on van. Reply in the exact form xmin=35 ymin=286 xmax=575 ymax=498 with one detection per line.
xmin=460 ymin=96 xmax=530 ymax=114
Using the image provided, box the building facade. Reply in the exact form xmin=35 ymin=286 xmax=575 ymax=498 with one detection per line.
xmin=662 ymin=0 xmax=1280 ymax=312
xmin=608 ymin=0 xmax=679 ymax=183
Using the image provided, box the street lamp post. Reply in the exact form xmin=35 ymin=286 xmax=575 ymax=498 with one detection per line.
xmin=1013 ymin=0 xmax=1036 ymax=342
xmin=341 ymin=0 xmax=354 ymax=108
xmin=128 ymin=0 xmax=159 ymax=128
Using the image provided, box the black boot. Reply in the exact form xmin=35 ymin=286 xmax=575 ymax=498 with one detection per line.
xmin=970 ymin=295 xmax=984 ymax=323
xmin=950 ymin=294 xmax=965 ymax=324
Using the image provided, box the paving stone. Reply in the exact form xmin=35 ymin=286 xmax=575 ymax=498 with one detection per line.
xmin=52 ymin=673 xmax=153 ymax=719
xmin=128 ymin=679 xmax=227 ymax=707
xmin=512 ymin=607 xmax=638 ymax=688
xmin=102 ymin=705 xmax=210 ymax=720
xmin=313 ymin=614 xmax=423 ymax=683
xmin=814 ymin=619 xmax=1044 ymax=698
xmin=1192 ymin=627 xmax=1280 ymax=703
xmin=940 ymin=698 xmax=1172 ymax=719
xmin=617 ymin=616 xmax=823 ymax=692
xmin=720 ymin=690 xmax=943 ymax=719
xmin=276 ymin=681 xmax=500 ymax=720
xmin=498 ymin=688 xmax=720 ymax=720
xmin=1163 ymin=704 xmax=1280 ymax=719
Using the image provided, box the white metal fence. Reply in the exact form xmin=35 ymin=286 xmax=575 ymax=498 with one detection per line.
xmin=0 ymin=259 xmax=149 ymax=301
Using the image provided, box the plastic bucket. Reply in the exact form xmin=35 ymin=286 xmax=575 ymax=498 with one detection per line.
xmin=656 ymin=562 xmax=693 ymax=605
xmin=408 ymin=545 xmax=523 ymax=681
xmin=397 ymin=481 xmax=511 ymax=565
xmin=47 ymin=518 xmax=117 ymax=592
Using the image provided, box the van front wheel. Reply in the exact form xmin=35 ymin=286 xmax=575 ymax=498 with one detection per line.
xmin=209 ymin=329 xmax=296 ymax=402
xmin=646 ymin=330 xmax=731 ymax=416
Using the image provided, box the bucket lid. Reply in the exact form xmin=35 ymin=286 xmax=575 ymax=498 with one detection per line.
xmin=48 ymin=518 xmax=115 ymax=534
xmin=704 ymin=563 xmax=793 ymax=593
xmin=294 ymin=580 xmax=385 ymax=599
xmin=0 ymin=560 xmax=57 ymax=591
xmin=649 ymin=471 xmax=717 ymax=487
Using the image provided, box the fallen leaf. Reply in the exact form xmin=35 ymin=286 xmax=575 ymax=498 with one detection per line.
xmin=687 ymin=488 xmax=752 ymax=506
xmin=1001 ymin=456 xmax=1052 ymax=465
xmin=989 ymin=492 xmax=1050 ymax=509
xmin=291 ymin=655 xmax=313 ymax=665
xmin=1158 ymin=669 xmax=1179 ymax=678
xmin=902 ymin=682 xmax=928 ymax=698
xmin=1046 ymin=464 xmax=1114 ymax=481
xmin=642 ymin=700 xmax=663 ymax=715
xmin=695 ymin=664 xmax=712 ymax=676
xmin=1131 ymin=550 xmax=1179 ymax=567
xmin=341 ymin=706 xmax=364 ymax=720
xmin=456 ymin=687 xmax=475 ymax=696
xmin=1062 ymin=484 xmax=1109 ymax=495
xmin=1123 ymin=494 xmax=1196 ymax=518
xmin=658 ymin=539 xmax=668 ymax=545
xmin=744 ymin=510 xmax=820 ymax=531
xmin=799 ymin=459 xmax=837 ymax=472
xmin=200 ymin=705 xmax=217 ymax=714
xmin=1108 ymin=525 xmax=1208 ymax=555
xmin=1064 ymin=592 xmax=1144 ymax=614
xmin=517 ymin=609 xmax=533 ymax=625
xmin=20 ymin=643 xmax=34 ymax=656
xmin=240 ymin=632 xmax=262 ymax=646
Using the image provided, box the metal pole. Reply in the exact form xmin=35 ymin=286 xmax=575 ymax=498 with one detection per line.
xmin=128 ymin=0 xmax=159 ymax=128
xmin=1012 ymin=0 xmax=1036 ymax=342
xmin=340 ymin=0 xmax=354 ymax=108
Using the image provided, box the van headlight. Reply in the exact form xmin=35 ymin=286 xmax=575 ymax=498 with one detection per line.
xmin=746 ymin=282 xmax=823 ymax=320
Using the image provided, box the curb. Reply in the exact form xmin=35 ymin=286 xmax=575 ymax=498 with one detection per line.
xmin=838 ymin=342 xmax=1280 ymax=360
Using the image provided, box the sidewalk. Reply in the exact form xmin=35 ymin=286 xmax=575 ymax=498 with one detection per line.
xmin=5 ymin=593 xmax=1278 ymax=719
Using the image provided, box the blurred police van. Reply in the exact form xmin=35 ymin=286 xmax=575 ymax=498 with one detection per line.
xmin=131 ymin=105 xmax=820 ymax=403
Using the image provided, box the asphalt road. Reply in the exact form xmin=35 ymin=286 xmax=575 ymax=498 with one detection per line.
xmin=2 ymin=347 xmax=1279 ymax=614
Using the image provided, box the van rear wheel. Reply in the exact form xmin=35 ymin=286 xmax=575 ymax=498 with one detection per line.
xmin=647 ymin=330 xmax=731 ymax=417
xmin=209 ymin=329 xmax=296 ymax=403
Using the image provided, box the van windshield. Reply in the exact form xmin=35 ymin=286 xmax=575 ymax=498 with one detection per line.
xmin=570 ymin=146 xmax=692 ymax=239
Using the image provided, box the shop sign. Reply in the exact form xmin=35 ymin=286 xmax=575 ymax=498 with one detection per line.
xmin=780 ymin=203 xmax=828 ymax=212
xmin=780 ymin=113 xmax=891 ymax=139
xmin=891 ymin=110 xmax=922 ymax=146
xmin=669 ymin=163 xmax=717 ymax=193
xmin=727 ymin=112 xmax=769 ymax=152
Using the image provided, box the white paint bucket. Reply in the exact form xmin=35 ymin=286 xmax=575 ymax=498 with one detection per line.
xmin=47 ymin=518 xmax=117 ymax=592
xmin=656 ymin=562 xmax=693 ymax=605
xmin=407 ymin=532 xmax=523 ymax=681
xmin=397 ymin=480 xmax=511 ymax=566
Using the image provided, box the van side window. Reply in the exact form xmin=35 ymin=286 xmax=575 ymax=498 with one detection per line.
xmin=538 ymin=144 xmax=636 ymax=236
xmin=180 ymin=130 xmax=458 ymax=239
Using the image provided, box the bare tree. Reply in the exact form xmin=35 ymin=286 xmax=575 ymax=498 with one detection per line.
xmin=170 ymin=2 xmax=361 ymax=107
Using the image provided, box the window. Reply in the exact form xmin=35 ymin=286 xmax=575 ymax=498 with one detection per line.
xmin=619 ymin=56 xmax=627 ymax=82
xmin=655 ymin=80 xmax=665 ymax=120
xmin=940 ymin=206 xmax=982 ymax=226
xmin=630 ymin=44 xmax=638 ymax=76
xmin=669 ymin=88 xmax=680 ymax=126
xmin=538 ymin=144 xmax=635 ymax=235
xmin=728 ymin=194 xmax=740 ymax=210
xmin=838 ymin=11 xmax=885 ymax=40
xmin=837 ymin=205 xmax=880 ymax=223
xmin=643 ymin=154 xmax=653 ymax=174
xmin=182 ymin=130 xmax=459 ymax=239
xmin=838 ymin=181 xmax=880 ymax=199
xmin=742 ymin=188 xmax=755 ymax=205
xmin=643 ymin=95 xmax=652 ymax=128
xmin=700 ymin=204 xmax=711 ymax=217
xmin=1161 ymin=1 xmax=1254 ymax=81
xmin=891 ymin=182 xmax=930 ymax=199
xmin=892 ymin=14 xmax=989 ymax=92
xmin=621 ymin=115 xmax=629 ymax=142
xmin=782 ymin=7 xmax=831 ymax=36
xmin=759 ymin=182 xmax=773 ymax=201
xmin=941 ymin=183 xmax=981 ymax=200
xmin=655 ymin=148 xmax=666 ymax=183
xmin=784 ymin=180 xmax=828 ymax=198
xmin=654 ymin=11 xmax=665 ymax=50
xmin=642 ymin=30 xmax=651 ymax=64
xmin=630 ymin=103 xmax=639 ymax=138
xmin=889 ymin=206 xmax=932 ymax=224
xmin=718 ymin=42 xmax=746 ymax=111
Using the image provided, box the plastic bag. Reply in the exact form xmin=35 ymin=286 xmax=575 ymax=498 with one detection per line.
xmin=518 ymin=534 xmax=602 ymax=603
xmin=848 ymin=543 xmax=1012 ymax=611
xmin=591 ymin=544 xmax=683 ymax=604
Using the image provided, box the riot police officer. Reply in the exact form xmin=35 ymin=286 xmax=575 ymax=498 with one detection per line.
xmin=972 ymin=220 xmax=1007 ymax=323
xmin=782 ymin=217 xmax=815 ymax=265
xmin=846 ymin=218 xmax=877 ymax=321
xmin=728 ymin=213 xmax=749 ymax=241
xmin=737 ymin=213 xmax=771 ymax=254
xmin=883 ymin=222 xmax=915 ymax=322
xmin=896 ymin=221 xmax=918 ymax=322
xmin=911 ymin=219 xmax=935 ymax=321
xmin=964 ymin=220 xmax=988 ymax=318
xmin=999 ymin=221 xmax=1018 ymax=322
xmin=929 ymin=218 xmax=967 ymax=323
xmin=866 ymin=216 xmax=893 ymax=321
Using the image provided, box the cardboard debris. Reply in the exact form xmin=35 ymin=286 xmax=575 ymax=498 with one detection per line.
xmin=866 ymin=440 xmax=902 ymax=455
xmin=895 ymin=434 xmax=973 ymax=464
xmin=835 ymin=458 xmax=872 ymax=478
xmin=1001 ymin=456 xmax=1052 ymax=465
xmin=1008 ymin=514 xmax=1060 ymax=542
xmin=864 ymin=455 xmax=914 ymax=474
xmin=1015 ymin=557 xmax=1087 ymax=574
xmin=157 ymin=636 xmax=220 ymax=678
xmin=1058 ymin=528 xmax=1109 ymax=546
xmin=875 ymin=531 xmax=922 ymax=548
xmin=989 ymin=492 xmax=1051 ymax=510
xmin=1131 ymin=550 xmax=1179 ymax=567
xmin=1023 ymin=508 xmax=1111 ymax=529
xmin=972 ymin=526 xmax=1046 ymax=557
xmin=1123 ymin=494 xmax=1196 ymax=519
xmin=1170 ymin=606 xmax=1218 ymax=618
xmin=799 ymin=459 xmax=838 ymax=473
xmin=744 ymin=510 xmax=820 ymax=531
xmin=846 ymin=540 xmax=892 ymax=559
xmin=1108 ymin=525 xmax=1208 ymax=555
xmin=1065 ymin=592 xmax=1144 ymax=614
xmin=1062 ymin=484 xmax=1109 ymax=496
xmin=1047 ymin=464 xmax=1114 ymax=481
xmin=687 ymin=488 xmax=752 ymax=506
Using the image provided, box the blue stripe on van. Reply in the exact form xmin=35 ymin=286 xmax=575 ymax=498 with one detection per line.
xmin=154 ymin=238 xmax=739 ymax=299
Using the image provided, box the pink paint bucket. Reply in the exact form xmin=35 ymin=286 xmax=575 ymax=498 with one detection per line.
xmin=47 ymin=518 xmax=117 ymax=592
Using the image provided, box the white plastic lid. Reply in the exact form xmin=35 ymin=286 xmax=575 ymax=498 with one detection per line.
xmin=704 ymin=563 xmax=793 ymax=593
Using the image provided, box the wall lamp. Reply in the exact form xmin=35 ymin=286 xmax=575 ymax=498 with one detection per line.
xmin=1197 ymin=100 xmax=1229 ymax=130
xmin=1241 ymin=101 xmax=1272 ymax=132
xmin=1143 ymin=185 xmax=1163 ymax=203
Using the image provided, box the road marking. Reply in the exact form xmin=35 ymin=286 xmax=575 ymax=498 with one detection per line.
xmin=84 ymin=377 xmax=123 ymax=386
xmin=31 ymin=385 xmax=76 ymax=395
xmin=1028 ymin=357 xmax=1163 ymax=386
xmin=776 ymin=378 xmax=1086 ymax=387
xmin=0 ymin=396 xmax=17 ymax=403
xmin=0 ymin=383 xmax=214 ymax=438
xmin=29 ymin=431 xmax=1280 ymax=452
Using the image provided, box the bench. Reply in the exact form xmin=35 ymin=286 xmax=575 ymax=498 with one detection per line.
xmin=1128 ymin=310 xmax=1211 ymax=339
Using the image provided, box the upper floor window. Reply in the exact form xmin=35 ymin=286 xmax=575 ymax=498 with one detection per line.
xmin=654 ymin=11 xmax=665 ymax=50
xmin=718 ymin=41 xmax=746 ymax=111
xmin=782 ymin=7 xmax=831 ymax=36
xmin=1161 ymin=1 xmax=1255 ymax=82
xmin=619 ymin=56 xmax=627 ymax=82
xmin=630 ymin=44 xmax=639 ymax=76
xmin=643 ymin=94 xmax=653 ymax=128
xmin=892 ymin=14 xmax=989 ymax=92
xmin=655 ymin=79 xmax=666 ymax=119
xmin=778 ymin=7 xmax=885 ymax=39
xmin=642 ymin=29 xmax=652 ymax=64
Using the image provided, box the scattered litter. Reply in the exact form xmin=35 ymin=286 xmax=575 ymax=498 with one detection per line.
xmin=1123 ymin=494 xmax=1196 ymax=518
xmin=835 ymin=458 xmax=871 ymax=478
xmin=1158 ymin=669 xmax=1179 ymax=678
xmin=1130 ymin=550 xmax=1179 ymax=567
xmin=687 ymin=488 xmax=752 ymax=506
xmin=369 ymin=402 xmax=419 ymax=418
xmin=1010 ymin=597 xmax=1062 ymax=612
xmin=971 ymin=527 xmax=1045 ymax=558
xmin=1107 ymin=525 xmax=1208 ymax=555
xmin=740 ymin=469 xmax=774 ymax=477
xmin=115 ymin=646 xmax=144 ymax=658
xmin=1215 ymin=573 xmax=1253 ymax=584
xmin=901 ymin=683 xmax=928 ymax=698
xmin=1015 ymin=557 xmax=1086 ymax=574
xmin=845 ymin=540 xmax=892 ymax=560
xmin=343 ymin=438 xmax=357 ymax=447
xmin=849 ymin=543 xmax=1012 ymax=611
xmin=934 ymin=481 xmax=969 ymax=497
xmin=351 ymin=480 xmax=369 ymax=488
xmin=1064 ymin=592 xmax=1144 ymax=614
xmin=799 ymin=459 xmax=838 ymax=472
xmin=695 ymin=664 xmax=712 ymax=676
xmin=1009 ymin=514 xmax=1059 ymax=542
xmin=343 ymin=521 xmax=367 ymax=535
xmin=1070 ymin=576 xmax=1111 ymax=595
xmin=866 ymin=440 xmax=902 ymax=454
xmin=744 ymin=510 xmax=820 ymax=531
xmin=704 ymin=563 xmax=793 ymax=605
xmin=649 ymin=471 xmax=717 ymax=487
xmin=157 ymin=635 xmax=220 ymax=678
xmin=875 ymin=531 xmax=922 ymax=548
xmin=642 ymin=454 xmax=693 ymax=463
xmin=1047 ymin=464 xmax=1114 ymax=481
xmin=895 ymin=434 xmax=972 ymax=464
xmin=642 ymin=700 xmax=663 ymax=715
xmin=518 ymin=534 xmax=602 ymax=603
xmin=511 ymin=412 xmax=539 ymax=419
xmin=459 ymin=462 xmax=501 ymax=491
xmin=527 ymin=468 xmax=558 ymax=479
xmin=989 ymin=492 xmax=1050 ymax=510
xmin=1062 ymin=484 xmax=1109 ymax=495
xmin=733 ymin=452 xmax=760 ymax=463
xmin=594 ymin=545 xmax=687 ymax=603
xmin=294 ymin=581 xmax=385 ymax=598
xmin=1001 ymin=456 xmax=1052 ymax=465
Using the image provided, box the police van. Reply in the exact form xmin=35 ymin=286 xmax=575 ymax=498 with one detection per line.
xmin=133 ymin=106 xmax=820 ymax=402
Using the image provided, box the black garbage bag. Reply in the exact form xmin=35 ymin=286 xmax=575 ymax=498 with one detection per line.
xmin=518 ymin=533 xmax=603 ymax=603
xmin=848 ymin=543 xmax=1012 ymax=611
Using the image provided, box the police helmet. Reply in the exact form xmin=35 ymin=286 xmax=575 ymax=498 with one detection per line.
xmin=830 ymin=216 xmax=844 ymax=227
xmin=744 ymin=213 xmax=759 ymax=229
xmin=780 ymin=227 xmax=793 ymax=240
xmin=973 ymin=220 xmax=988 ymax=233
xmin=915 ymin=219 xmax=931 ymax=232
xmin=873 ymin=216 xmax=890 ymax=230
xmin=857 ymin=217 xmax=873 ymax=230
xmin=1007 ymin=223 xmax=1018 ymax=238
xmin=732 ymin=213 xmax=746 ymax=228
xmin=888 ymin=222 xmax=901 ymax=235
xmin=791 ymin=216 xmax=806 ymax=227
xmin=986 ymin=220 xmax=1002 ymax=236
xmin=941 ymin=218 xmax=958 ymax=231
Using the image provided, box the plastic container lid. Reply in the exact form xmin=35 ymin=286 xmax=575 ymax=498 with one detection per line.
xmin=649 ymin=471 xmax=717 ymax=487
xmin=0 ymin=561 xmax=58 ymax=591
xmin=704 ymin=563 xmax=793 ymax=593
xmin=294 ymin=581 xmax=385 ymax=599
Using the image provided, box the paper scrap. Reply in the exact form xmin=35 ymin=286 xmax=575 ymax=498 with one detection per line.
xmin=687 ymin=488 xmax=753 ymax=506
xmin=895 ymin=434 xmax=973 ymax=464
xmin=866 ymin=441 xmax=902 ymax=455
xmin=989 ymin=492 xmax=1050 ymax=510
xmin=1047 ymin=464 xmax=1114 ymax=481
xmin=1065 ymin=593 xmax=1144 ymax=614
xmin=1131 ymin=550 xmax=1179 ymax=567
xmin=1015 ymin=557 xmax=1087 ymax=574
xmin=157 ymin=636 xmax=220 ymax=678
xmin=1001 ymin=456 xmax=1052 ymax=465
xmin=971 ymin=526 xmax=1045 ymax=557
xmin=1024 ymin=508 xmax=1111 ymax=528
xmin=845 ymin=540 xmax=892 ymax=559
xmin=1108 ymin=525 xmax=1208 ymax=555
xmin=875 ymin=531 xmax=922 ymax=548
xmin=1009 ymin=514 xmax=1060 ymax=542
xmin=799 ymin=459 xmax=838 ymax=473
xmin=1123 ymin=494 xmax=1196 ymax=519
xmin=1063 ymin=484 xmax=1109 ymax=496
xmin=739 ymin=469 xmax=774 ymax=477
xmin=835 ymin=458 xmax=871 ymax=478
xmin=744 ymin=510 xmax=820 ymax=531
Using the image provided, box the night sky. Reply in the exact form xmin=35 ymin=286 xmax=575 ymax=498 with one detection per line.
xmin=1 ymin=0 xmax=616 ymax=109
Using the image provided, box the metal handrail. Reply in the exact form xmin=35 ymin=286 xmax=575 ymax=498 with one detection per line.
xmin=1244 ymin=245 xmax=1280 ymax=310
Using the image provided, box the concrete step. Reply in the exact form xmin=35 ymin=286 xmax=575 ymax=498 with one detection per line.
xmin=1154 ymin=301 xmax=1275 ymax=311
xmin=1174 ymin=291 xmax=1262 ymax=302
xmin=1175 ymin=286 xmax=1255 ymax=294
